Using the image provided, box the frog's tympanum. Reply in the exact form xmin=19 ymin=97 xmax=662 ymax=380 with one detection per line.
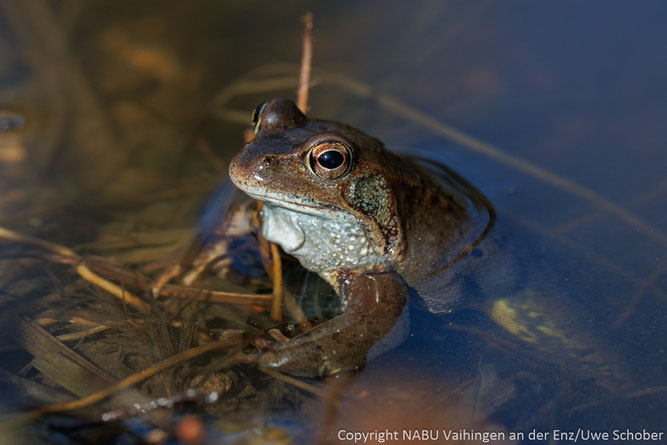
xmin=223 ymin=98 xmax=492 ymax=376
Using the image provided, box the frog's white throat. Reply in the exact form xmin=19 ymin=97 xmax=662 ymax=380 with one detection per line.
xmin=260 ymin=202 xmax=389 ymax=275
xmin=261 ymin=203 xmax=307 ymax=253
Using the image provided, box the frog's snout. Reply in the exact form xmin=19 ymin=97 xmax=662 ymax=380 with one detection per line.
xmin=228 ymin=153 xmax=246 ymax=189
xmin=230 ymin=98 xmax=309 ymax=190
xmin=229 ymin=149 xmax=281 ymax=190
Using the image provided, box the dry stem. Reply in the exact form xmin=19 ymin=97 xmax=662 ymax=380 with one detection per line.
xmin=267 ymin=13 xmax=314 ymax=323
xmin=296 ymin=12 xmax=313 ymax=114
xmin=269 ymin=243 xmax=284 ymax=322
xmin=0 ymin=226 xmax=148 ymax=310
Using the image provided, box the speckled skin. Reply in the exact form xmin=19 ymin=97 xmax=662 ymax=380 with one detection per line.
xmin=229 ymin=98 xmax=485 ymax=376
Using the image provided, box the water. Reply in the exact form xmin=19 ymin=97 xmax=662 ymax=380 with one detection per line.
xmin=0 ymin=1 xmax=665 ymax=443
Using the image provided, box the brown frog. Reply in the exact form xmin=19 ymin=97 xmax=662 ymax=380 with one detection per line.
xmin=223 ymin=98 xmax=493 ymax=376
xmin=156 ymin=98 xmax=492 ymax=376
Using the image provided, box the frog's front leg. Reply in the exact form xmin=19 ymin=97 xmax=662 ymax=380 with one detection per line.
xmin=256 ymin=272 xmax=408 ymax=377
xmin=151 ymin=187 xmax=257 ymax=295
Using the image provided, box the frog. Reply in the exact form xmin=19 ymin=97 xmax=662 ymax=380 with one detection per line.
xmin=222 ymin=98 xmax=493 ymax=376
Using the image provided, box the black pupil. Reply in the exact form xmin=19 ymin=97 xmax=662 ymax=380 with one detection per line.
xmin=317 ymin=150 xmax=345 ymax=169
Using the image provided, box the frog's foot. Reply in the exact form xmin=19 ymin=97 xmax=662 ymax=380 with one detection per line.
xmin=150 ymin=234 xmax=232 ymax=297
xmin=181 ymin=242 xmax=231 ymax=286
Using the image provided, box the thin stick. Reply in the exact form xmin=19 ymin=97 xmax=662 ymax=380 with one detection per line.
xmin=177 ymin=287 xmax=271 ymax=305
xmin=296 ymin=12 xmax=313 ymax=114
xmin=268 ymin=14 xmax=313 ymax=322
xmin=0 ymin=226 xmax=76 ymax=258
xmin=24 ymin=338 xmax=241 ymax=418
xmin=56 ymin=325 xmax=109 ymax=342
xmin=270 ymin=243 xmax=284 ymax=322
xmin=283 ymin=290 xmax=312 ymax=331
xmin=75 ymin=264 xmax=149 ymax=311
xmin=259 ymin=368 xmax=322 ymax=396
xmin=0 ymin=226 xmax=149 ymax=311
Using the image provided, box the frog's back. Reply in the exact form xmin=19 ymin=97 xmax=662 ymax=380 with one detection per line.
xmin=395 ymin=157 xmax=494 ymax=302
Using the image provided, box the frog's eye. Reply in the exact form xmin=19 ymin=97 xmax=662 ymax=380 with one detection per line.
xmin=307 ymin=140 xmax=352 ymax=180
xmin=251 ymin=103 xmax=266 ymax=134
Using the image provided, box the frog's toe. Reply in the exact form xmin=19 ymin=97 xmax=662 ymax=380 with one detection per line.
xmin=181 ymin=263 xmax=207 ymax=286
xmin=151 ymin=263 xmax=183 ymax=298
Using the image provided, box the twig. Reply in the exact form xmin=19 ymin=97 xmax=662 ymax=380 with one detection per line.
xmin=267 ymin=14 xmax=314 ymax=323
xmin=56 ymin=325 xmax=110 ymax=342
xmin=75 ymin=263 xmax=149 ymax=311
xmin=270 ymin=243 xmax=284 ymax=322
xmin=283 ymin=290 xmax=312 ymax=331
xmin=0 ymin=226 xmax=76 ymax=258
xmin=296 ymin=12 xmax=313 ymax=114
xmin=0 ymin=226 xmax=149 ymax=310
xmin=259 ymin=368 xmax=322 ymax=396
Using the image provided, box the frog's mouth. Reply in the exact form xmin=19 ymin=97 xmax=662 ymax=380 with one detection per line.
xmin=243 ymin=190 xmax=335 ymax=217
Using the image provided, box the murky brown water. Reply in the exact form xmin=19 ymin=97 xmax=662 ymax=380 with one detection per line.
xmin=0 ymin=1 xmax=665 ymax=443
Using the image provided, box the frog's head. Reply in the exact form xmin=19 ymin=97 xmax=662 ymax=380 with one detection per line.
xmin=229 ymin=98 xmax=404 ymax=274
